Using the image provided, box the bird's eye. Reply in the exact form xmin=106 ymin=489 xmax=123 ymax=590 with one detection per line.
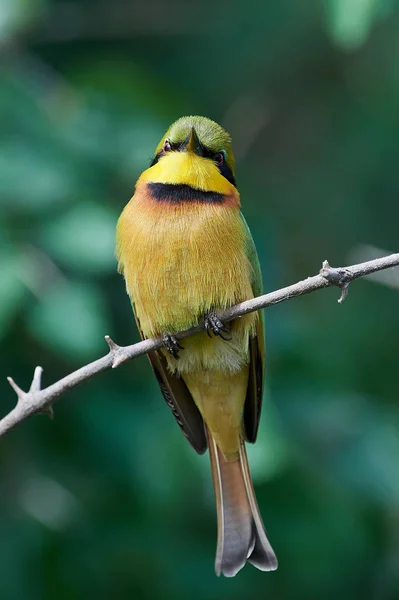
xmin=214 ymin=152 xmax=224 ymax=166
xmin=163 ymin=139 xmax=172 ymax=152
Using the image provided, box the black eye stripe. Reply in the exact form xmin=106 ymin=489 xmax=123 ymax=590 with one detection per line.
xmin=218 ymin=163 xmax=236 ymax=187
xmin=149 ymin=150 xmax=163 ymax=167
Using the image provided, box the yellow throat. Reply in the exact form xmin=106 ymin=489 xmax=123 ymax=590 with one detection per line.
xmin=138 ymin=151 xmax=236 ymax=196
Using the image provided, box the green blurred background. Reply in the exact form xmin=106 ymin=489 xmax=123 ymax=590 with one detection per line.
xmin=1 ymin=0 xmax=399 ymax=598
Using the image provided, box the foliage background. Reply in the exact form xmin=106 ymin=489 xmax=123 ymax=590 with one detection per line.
xmin=1 ymin=0 xmax=399 ymax=598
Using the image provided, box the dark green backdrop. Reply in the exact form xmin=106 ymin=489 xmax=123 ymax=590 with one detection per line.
xmin=1 ymin=1 xmax=399 ymax=598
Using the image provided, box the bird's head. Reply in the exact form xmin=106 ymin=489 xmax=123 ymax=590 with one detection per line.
xmin=138 ymin=116 xmax=237 ymax=194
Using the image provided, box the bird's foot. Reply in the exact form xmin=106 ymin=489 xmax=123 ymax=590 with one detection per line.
xmin=204 ymin=310 xmax=232 ymax=341
xmin=163 ymin=334 xmax=184 ymax=359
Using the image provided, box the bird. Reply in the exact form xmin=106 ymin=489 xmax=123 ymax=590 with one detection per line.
xmin=115 ymin=115 xmax=277 ymax=577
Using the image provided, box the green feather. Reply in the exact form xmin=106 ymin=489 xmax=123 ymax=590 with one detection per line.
xmin=239 ymin=212 xmax=265 ymax=443
xmin=240 ymin=212 xmax=263 ymax=299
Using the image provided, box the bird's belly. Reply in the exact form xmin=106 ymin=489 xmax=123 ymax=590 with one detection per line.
xmin=117 ymin=190 xmax=257 ymax=372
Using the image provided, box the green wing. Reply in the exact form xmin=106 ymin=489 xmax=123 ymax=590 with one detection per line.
xmin=240 ymin=213 xmax=265 ymax=443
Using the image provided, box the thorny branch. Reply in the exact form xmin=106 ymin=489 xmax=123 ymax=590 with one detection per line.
xmin=2 ymin=253 xmax=399 ymax=438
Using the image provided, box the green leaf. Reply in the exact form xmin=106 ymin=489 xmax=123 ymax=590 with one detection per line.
xmin=39 ymin=202 xmax=118 ymax=275
xmin=27 ymin=280 xmax=110 ymax=359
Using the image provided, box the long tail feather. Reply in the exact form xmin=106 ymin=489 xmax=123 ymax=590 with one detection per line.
xmin=239 ymin=439 xmax=278 ymax=572
xmin=208 ymin=429 xmax=278 ymax=577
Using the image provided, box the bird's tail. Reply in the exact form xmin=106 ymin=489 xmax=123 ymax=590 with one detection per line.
xmin=208 ymin=429 xmax=278 ymax=577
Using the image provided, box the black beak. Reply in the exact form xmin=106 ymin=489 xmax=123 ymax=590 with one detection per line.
xmin=180 ymin=126 xmax=205 ymax=156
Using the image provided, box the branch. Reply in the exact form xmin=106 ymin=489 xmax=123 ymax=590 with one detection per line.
xmin=3 ymin=253 xmax=399 ymax=438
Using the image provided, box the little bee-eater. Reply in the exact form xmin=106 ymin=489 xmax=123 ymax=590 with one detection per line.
xmin=116 ymin=116 xmax=277 ymax=577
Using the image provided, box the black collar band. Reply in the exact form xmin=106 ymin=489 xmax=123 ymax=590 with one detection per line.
xmin=148 ymin=183 xmax=225 ymax=203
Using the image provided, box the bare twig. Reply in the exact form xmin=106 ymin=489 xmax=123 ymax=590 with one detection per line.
xmin=2 ymin=253 xmax=399 ymax=438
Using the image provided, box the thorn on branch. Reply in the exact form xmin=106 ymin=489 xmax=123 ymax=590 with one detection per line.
xmin=29 ymin=366 xmax=43 ymax=393
xmin=42 ymin=405 xmax=54 ymax=419
xmin=7 ymin=377 xmax=26 ymax=402
xmin=112 ymin=353 xmax=127 ymax=369
xmin=337 ymin=282 xmax=350 ymax=304
xmin=105 ymin=335 xmax=124 ymax=368
xmin=105 ymin=335 xmax=120 ymax=352
xmin=7 ymin=368 xmax=54 ymax=418
xmin=319 ymin=260 xmax=352 ymax=304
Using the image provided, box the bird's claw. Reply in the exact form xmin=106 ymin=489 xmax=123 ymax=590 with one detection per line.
xmin=204 ymin=311 xmax=232 ymax=341
xmin=163 ymin=334 xmax=184 ymax=359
